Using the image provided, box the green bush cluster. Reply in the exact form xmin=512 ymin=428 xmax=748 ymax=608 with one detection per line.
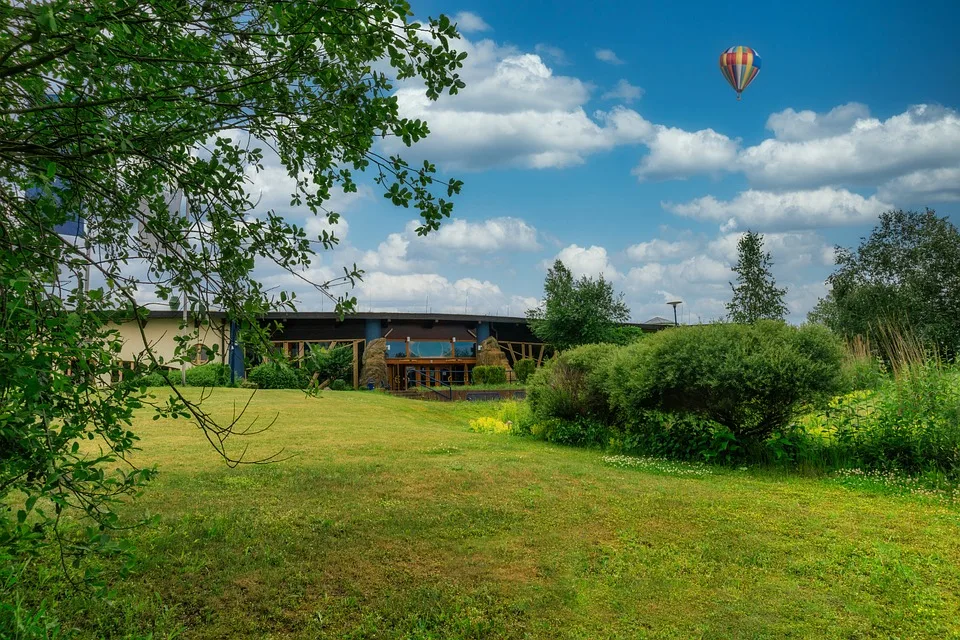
xmin=472 ymin=365 xmax=507 ymax=386
xmin=303 ymin=345 xmax=353 ymax=385
xmin=247 ymin=363 xmax=302 ymax=389
xmin=829 ymin=365 xmax=960 ymax=475
xmin=526 ymin=322 xmax=846 ymax=460
xmin=329 ymin=379 xmax=349 ymax=391
xmin=185 ymin=363 xmax=230 ymax=387
xmin=512 ymin=358 xmax=536 ymax=384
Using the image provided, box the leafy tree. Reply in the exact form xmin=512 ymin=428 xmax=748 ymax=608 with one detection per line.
xmin=527 ymin=260 xmax=630 ymax=351
xmin=727 ymin=231 xmax=788 ymax=323
xmin=0 ymin=0 xmax=465 ymax=572
xmin=809 ymin=209 xmax=960 ymax=357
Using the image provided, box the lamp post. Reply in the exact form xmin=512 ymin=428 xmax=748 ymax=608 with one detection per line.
xmin=667 ymin=300 xmax=682 ymax=327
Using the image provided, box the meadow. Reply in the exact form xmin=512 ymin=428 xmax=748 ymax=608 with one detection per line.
xmin=17 ymin=388 xmax=960 ymax=639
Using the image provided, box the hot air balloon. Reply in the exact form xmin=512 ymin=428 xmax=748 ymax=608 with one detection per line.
xmin=719 ymin=46 xmax=761 ymax=100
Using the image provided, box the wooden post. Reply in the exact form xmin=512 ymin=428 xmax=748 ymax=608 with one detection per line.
xmin=352 ymin=340 xmax=359 ymax=390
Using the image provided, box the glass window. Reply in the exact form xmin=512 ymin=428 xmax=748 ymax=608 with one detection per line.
xmin=193 ymin=344 xmax=211 ymax=364
xmin=454 ymin=341 xmax=476 ymax=358
xmin=409 ymin=341 xmax=452 ymax=358
xmin=385 ymin=341 xmax=408 ymax=358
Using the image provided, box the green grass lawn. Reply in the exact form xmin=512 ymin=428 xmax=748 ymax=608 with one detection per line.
xmin=44 ymin=389 xmax=960 ymax=638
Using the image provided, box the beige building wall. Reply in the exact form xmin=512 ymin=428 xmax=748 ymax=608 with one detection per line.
xmin=111 ymin=316 xmax=228 ymax=370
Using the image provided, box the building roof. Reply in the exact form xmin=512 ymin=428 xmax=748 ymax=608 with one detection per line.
xmin=143 ymin=309 xmax=672 ymax=331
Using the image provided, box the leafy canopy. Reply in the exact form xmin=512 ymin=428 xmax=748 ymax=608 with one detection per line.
xmin=727 ymin=230 xmax=788 ymax=323
xmin=809 ymin=209 xmax=960 ymax=358
xmin=0 ymin=0 xmax=466 ymax=572
xmin=527 ymin=260 xmax=630 ymax=351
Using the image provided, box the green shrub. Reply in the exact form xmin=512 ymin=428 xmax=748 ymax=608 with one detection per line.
xmin=303 ymin=345 xmax=353 ymax=384
xmin=495 ymin=401 xmax=535 ymax=436
xmin=247 ymin=363 xmax=302 ymax=389
xmin=184 ymin=363 xmax=230 ymax=387
xmin=140 ymin=372 xmax=168 ymax=387
xmin=829 ymin=364 xmax=960 ymax=475
xmin=527 ymin=343 xmax=619 ymax=422
xmin=330 ymin=379 xmax=349 ymax=391
xmin=533 ymin=417 xmax=610 ymax=447
xmin=472 ymin=365 xmax=507 ymax=385
xmin=612 ymin=410 xmax=741 ymax=464
xmin=608 ymin=321 xmax=845 ymax=442
xmin=513 ymin=358 xmax=536 ymax=384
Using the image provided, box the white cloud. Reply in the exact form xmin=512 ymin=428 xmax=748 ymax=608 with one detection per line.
xmin=878 ymin=166 xmax=960 ymax=203
xmin=355 ymin=272 xmax=519 ymax=315
xmin=766 ymin=103 xmax=871 ymax=142
xmin=389 ymin=37 xmax=652 ymax=170
xmin=740 ymin=104 xmax=960 ymax=189
xmin=633 ymin=126 xmax=739 ymax=181
xmin=595 ymin=48 xmax=624 ymax=65
xmin=550 ymin=244 xmax=621 ymax=280
xmin=625 ymin=256 xmax=728 ymax=291
xmin=626 ymin=238 xmax=694 ymax=262
xmin=417 ymin=217 xmax=540 ymax=252
xmin=707 ymin=231 xmax=836 ymax=269
xmin=452 ymin=11 xmax=491 ymax=33
xmin=534 ymin=43 xmax=567 ymax=66
xmin=665 ymin=187 xmax=893 ymax=230
xmin=602 ymin=79 xmax=643 ymax=103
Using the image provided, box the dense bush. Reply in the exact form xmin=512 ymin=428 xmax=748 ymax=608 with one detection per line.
xmin=608 ymin=321 xmax=844 ymax=442
xmin=184 ymin=363 xmax=230 ymax=387
xmin=304 ymin=345 xmax=353 ymax=385
xmin=472 ymin=365 xmax=507 ymax=385
xmin=527 ymin=343 xmax=619 ymax=422
xmin=614 ymin=410 xmax=740 ymax=464
xmin=330 ymin=379 xmax=349 ymax=391
xmin=247 ymin=363 xmax=302 ymax=389
xmin=829 ymin=364 xmax=960 ymax=474
xmin=513 ymin=358 xmax=536 ymax=384
xmin=140 ymin=372 xmax=168 ymax=387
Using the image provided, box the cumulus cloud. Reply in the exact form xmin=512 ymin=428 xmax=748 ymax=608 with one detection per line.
xmin=388 ymin=36 xmax=652 ymax=170
xmin=353 ymin=272 xmax=532 ymax=315
xmin=625 ymin=256 xmax=728 ymax=290
xmin=550 ymin=244 xmax=622 ymax=280
xmin=766 ymin=103 xmax=871 ymax=141
xmin=664 ymin=187 xmax=893 ymax=230
xmin=452 ymin=11 xmax=490 ymax=33
xmin=595 ymin=48 xmax=624 ymax=65
xmin=878 ymin=166 xmax=960 ymax=203
xmin=602 ymin=79 xmax=643 ymax=103
xmin=626 ymin=238 xmax=694 ymax=262
xmin=706 ymin=231 xmax=836 ymax=269
xmin=420 ymin=217 xmax=540 ymax=252
xmin=740 ymin=104 xmax=960 ymax=189
xmin=633 ymin=126 xmax=740 ymax=181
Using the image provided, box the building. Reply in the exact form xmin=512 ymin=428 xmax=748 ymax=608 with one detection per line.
xmin=115 ymin=310 xmax=670 ymax=390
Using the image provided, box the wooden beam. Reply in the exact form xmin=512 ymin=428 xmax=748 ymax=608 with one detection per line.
xmin=352 ymin=340 xmax=359 ymax=390
xmin=537 ymin=345 xmax=545 ymax=367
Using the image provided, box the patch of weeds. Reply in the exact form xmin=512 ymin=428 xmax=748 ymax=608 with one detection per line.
xmin=468 ymin=417 xmax=513 ymax=434
xmin=601 ymin=454 xmax=714 ymax=478
xmin=830 ymin=468 xmax=960 ymax=504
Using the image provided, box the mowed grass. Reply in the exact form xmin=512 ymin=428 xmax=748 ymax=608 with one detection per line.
xmin=59 ymin=389 xmax=960 ymax=638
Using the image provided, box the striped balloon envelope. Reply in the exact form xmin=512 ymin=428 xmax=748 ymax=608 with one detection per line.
xmin=719 ymin=46 xmax=761 ymax=100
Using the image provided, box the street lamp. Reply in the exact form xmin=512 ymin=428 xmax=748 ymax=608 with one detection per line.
xmin=667 ymin=300 xmax=682 ymax=326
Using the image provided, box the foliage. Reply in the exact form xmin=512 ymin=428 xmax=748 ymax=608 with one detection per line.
xmin=828 ymin=363 xmax=960 ymax=475
xmin=809 ymin=209 xmax=960 ymax=358
xmin=247 ymin=363 xmax=302 ymax=390
xmin=303 ymin=346 xmax=354 ymax=385
xmin=468 ymin=417 xmax=512 ymax=434
xmin=512 ymin=358 xmax=536 ymax=384
xmin=329 ymin=379 xmax=350 ymax=391
xmin=184 ymin=363 xmax=230 ymax=387
xmin=527 ymin=343 xmax=619 ymax=423
xmin=727 ymin=230 xmax=788 ymax=323
xmin=605 ymin=325 xmax=647 ymax=345
xmin=494 ymin=401 xmax=535 ymax=436
xmin=608 ymin=321 xmax=845 ymax=442
xmin=614 ymin=410 xmax=741 ymax=465
xmin=0 ymin=0 xmax=467 ymax=568
xmin=526 ymin=260 xmax=630 ymax=350
xmin=531 ymin=417 xmax=609 ymax=447
xmin=472 ymin=365 xmax=507 ymax=386
xmin=140 ymin=372 xmax=169 ymax=387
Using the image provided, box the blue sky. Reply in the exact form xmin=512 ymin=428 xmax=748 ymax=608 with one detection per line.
xmin=250 ymin=0 xmax=960 ymax=323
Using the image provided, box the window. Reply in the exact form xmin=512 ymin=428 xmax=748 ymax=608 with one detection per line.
xmin=193 ymin=344 xmax=212 ymax=364
xmin=409 ymin=341 xmax=452 ymax=358
xmin=385 ymin=341 xmax=408 ymax=359
xmin=454 ymin=341 xmax=476 ymax=358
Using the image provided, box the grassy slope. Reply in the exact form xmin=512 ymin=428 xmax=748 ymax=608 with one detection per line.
xmin=66 ymin=390 xmax=960 ymax=638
